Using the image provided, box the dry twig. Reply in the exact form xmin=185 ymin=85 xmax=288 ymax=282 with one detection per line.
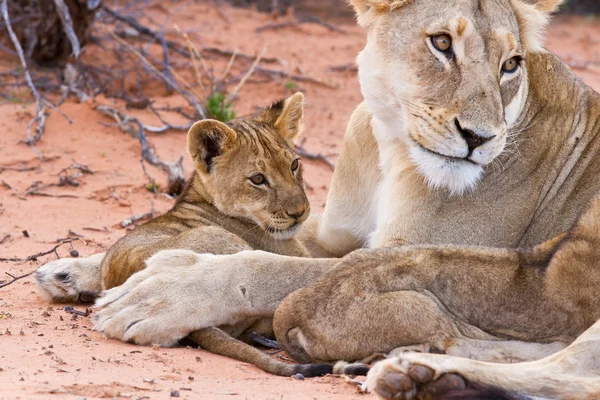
xmin=227 ymin=45 xmax=266 ymax=103
xmin=296 ymin=139 xmax=336 ymax=171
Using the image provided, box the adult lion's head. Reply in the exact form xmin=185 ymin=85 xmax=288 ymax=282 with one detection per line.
xmin=351 ymin=0 xmax=563 ymax=194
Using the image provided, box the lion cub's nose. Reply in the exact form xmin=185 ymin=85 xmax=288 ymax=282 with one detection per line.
xmin=286 ymin=206 xmax=307 ymax=221
xmin=455 ymin=119 xmax=495 ymax=153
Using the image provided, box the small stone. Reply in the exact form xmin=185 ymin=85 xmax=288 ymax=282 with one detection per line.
xmin=188 ymin=376 xmax=194 ymax=381
xmin=70 ymin=250 xmax=79 ymax=258
xmin=294 ymin=373 xmax=305 ymax=380
xmin=170 ymin=390 xmax=180 ymax=397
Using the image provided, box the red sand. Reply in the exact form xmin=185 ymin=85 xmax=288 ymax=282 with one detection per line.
xmin=1 ymin=4 xmax=600 ymax=399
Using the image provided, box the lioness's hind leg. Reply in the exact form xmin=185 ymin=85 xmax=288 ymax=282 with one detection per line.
xmin=432 ymin=338 xmax=567 ymax=363
xmin=367 ymin=321 xmax=600 ymax=399
xmin=35 ymin=252 xmax=105 ymax=303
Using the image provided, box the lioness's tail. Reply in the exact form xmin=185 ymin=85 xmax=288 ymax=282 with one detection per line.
xmin=188 ymin=328 xmax=368 ymax=377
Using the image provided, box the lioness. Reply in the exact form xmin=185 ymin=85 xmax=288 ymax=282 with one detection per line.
xmin=37 ymin=0 xmax=600 ymax=397
xmin=36 ymin=93 xmax=357 ymax=377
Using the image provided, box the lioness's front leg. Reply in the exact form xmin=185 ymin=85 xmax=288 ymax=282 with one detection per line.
xmin=93 ymin=250 xmax=338 ymax=346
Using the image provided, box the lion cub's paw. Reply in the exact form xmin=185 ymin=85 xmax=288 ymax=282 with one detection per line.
xmin=35 ymin=253 xmax=105 ymax=303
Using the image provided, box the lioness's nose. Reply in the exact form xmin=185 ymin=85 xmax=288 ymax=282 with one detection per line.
xmin=455 ymin=119 xmax=495 ymax=153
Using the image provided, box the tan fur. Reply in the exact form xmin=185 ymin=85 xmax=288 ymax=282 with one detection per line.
xmin=37 ymin=0 xmax=600 ymax=394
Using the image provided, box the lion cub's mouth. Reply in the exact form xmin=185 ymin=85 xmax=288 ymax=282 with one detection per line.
xmin=267 ymin=222 xmax=301 ymax=240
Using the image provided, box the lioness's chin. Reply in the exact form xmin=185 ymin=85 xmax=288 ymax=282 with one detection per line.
xmin=409 ymin=146 xmax=484 ymax=196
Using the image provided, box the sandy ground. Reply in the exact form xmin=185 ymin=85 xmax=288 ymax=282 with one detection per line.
xmin=1 ymin=3 xmax=600 ymax=399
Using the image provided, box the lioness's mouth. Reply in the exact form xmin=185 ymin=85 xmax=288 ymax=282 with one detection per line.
xmin=410 ymin=135 xmax=477 ymax=165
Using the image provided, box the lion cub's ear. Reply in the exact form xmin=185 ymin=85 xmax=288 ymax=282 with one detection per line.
xmin=187 ymin=120 xmax=237 ymax=173
xmin=511 ymin=0 xmax=564 ymax=53
xmin=260 ymin=92 xmax=305 ymax=145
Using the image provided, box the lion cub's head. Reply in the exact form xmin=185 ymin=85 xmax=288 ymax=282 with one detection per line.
xmin=351 ymin=0 xmax=563 ymax=194
xmin=187 ymin=93 xmax=309 ymax=240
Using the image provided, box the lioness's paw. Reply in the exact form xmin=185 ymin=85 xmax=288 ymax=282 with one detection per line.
xmin=35 ymin=253 xmax=105 ymax=303
xmin=366 ymin=356 xmax=465 ymax=400
xmin=93 ymin=250 xmax=247 ymax=347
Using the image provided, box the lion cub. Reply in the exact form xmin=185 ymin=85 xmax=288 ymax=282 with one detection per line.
xmin=37 ymin=93 xmax=336 ymax=376
xmin=107 ymin=93 xmax=338 ymax=375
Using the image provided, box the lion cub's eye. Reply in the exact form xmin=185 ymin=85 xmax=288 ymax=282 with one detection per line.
xmin=249 ymin=174 xmax=267 ymax=186
xmin=291 ymin=159 xmax=300 ymax=172
xmin=431 ymin=34 xmax=452 ymax=52
xmin=502 ymin=56 xmax=521 ymax=74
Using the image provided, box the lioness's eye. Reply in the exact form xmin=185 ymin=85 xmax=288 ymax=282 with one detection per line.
xmin=502 ymin=56 xmax=521 ymax=74
xmin=431 ymin=34 xmax=452 ymax=52
xmin=249 ymin=174 xmax=267 ymax=185
xmin=291 ymin=159 xmax=300 ymax=172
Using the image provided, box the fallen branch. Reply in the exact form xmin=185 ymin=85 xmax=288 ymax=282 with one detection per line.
xmin=0 ymin=165 xmax=37 ymax=173
xmin=0 ymin=238 xmax=84 ymax=265
xmin=53 ymin=0 xmax=81 ymax=58
xmin=103 ymin=5 xmax=283 ymax=65
xmin=1 ymin=0 xmax=47 ymax=155
xmin=121 ymin=212 xmax=154 ymax=228
xmin=296 ymin=139 xmax=336 ymax=171
xmin=255 ymin=66 xmax=337 ymax=89
xmin=64 ymin=305 xmax=91 ymax=317
xmin=104 ymin=25 xmax=207 ymax=119
xmin=96 ymin=105 xmax=185 ymax=194
xmin=28 ymin=191 xmax=79 ymax=199
xmin=329 ymin=63 xmax=358 ymax=73
xmin=256 ymin=16 xmax=346 ymax=34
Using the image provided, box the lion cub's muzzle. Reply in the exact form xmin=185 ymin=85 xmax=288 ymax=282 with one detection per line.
xmin=266 ymin=203 xmax=309 ymax=239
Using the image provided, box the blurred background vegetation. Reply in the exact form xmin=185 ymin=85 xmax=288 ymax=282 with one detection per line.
xmin=232 ymin=0 xmax=600 ymax=17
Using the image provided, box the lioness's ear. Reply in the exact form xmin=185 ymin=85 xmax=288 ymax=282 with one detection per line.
xmin=349 ymin=0 xmax=413 ymax=27
xmin=522 ymin=0 xmax=564 ymax=12
xmin=261 ymin=92 xmax=305 ymax=145
xmin=187 ymin=120 xmax=237 ymax=173
xmin=511 ymin=0 xmax=564 ymax=53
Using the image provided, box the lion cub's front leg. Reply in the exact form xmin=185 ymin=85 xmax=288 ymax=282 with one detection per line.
xmin=35 ymin=253 xmax=105 ymax=303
